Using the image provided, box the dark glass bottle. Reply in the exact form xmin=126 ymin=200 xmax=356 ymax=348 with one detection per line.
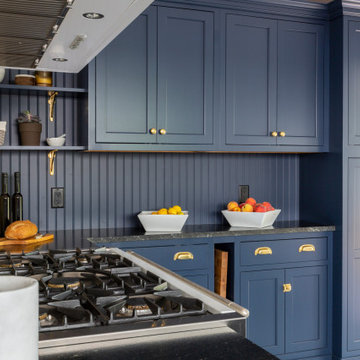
xmin=0 ymin=173 xmax=10 ymax=237
xmin=12 ymin=172 xmax=23 ymax=222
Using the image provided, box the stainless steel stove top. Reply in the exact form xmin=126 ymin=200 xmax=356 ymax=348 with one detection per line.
xmin=0 ymin=247 xmax=249 ymax=356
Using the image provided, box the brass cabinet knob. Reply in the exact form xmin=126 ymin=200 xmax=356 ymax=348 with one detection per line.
xmin=149 ymin=128 xmax=157 ymax=135
xmin=271 ymin=131 xmax=278 ymax=137
xmin=159 ymin=129 xmax=167 ymax=135
xmin=279 ymin=131 xmax=286 ymax=137
xmin=283 ymin=283 xmax=292 ymax=293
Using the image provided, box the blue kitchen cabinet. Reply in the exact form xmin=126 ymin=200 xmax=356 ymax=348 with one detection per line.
xmin=285 ymin=266 xmax=328 ymax=353
xmin=225 ymin=14 xmax=277 ymax=146
xmin=125 ymin=243 xmax=213 ymax=290
xmin=348 ymin=21 xmax=360 ymax=145
xmin=238 ymin=234 xmax=332 ymax=359
xmin=277 ymin=21 xmax=325 ymax=147
xmin=91 ymin=5 xmax=214 ymax=147
xmin=240 ymin=269 xmax=285 ymax=355
xmin=94 ymin=7 xmax=157 ymax=144
xmin=157 ymin=7 xmax=214 ymax=145
xmin=224 ymin=15 xmax=326 ymax=148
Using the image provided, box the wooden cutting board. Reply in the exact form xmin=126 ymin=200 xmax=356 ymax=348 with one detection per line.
xmin=0 ymin=233 xmax=54 ymax=245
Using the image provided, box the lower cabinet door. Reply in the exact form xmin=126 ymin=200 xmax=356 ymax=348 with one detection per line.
xmin=240 ymin=270 xmax=285 ymax=355
xmin=285 ymin=266 xmax=328 ymax=353
xmin=177 ymin=270 xmax=210 ymax=290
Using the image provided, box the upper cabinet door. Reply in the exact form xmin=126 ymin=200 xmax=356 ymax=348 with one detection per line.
xmin=95 ymin=8 xmax=157 ymax=144
xmin=225 ymin=15 xmax=277 ymax=145
xmin=157 ymin=7 xmax=214 ymax=144
xmin=348 ymin=21 xmax=360 ymax=146
xmin=277 ymin=21 xmax=325 ymax=146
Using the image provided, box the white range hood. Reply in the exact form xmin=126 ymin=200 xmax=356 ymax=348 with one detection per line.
xmin=38 ymin=0 xmax=154 ymax=73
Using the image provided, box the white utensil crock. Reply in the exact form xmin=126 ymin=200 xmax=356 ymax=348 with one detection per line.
xmin=0 ymin=67 xmax=5 ymax=83
xmin=0 ymin=276 xmax=39 ymax=360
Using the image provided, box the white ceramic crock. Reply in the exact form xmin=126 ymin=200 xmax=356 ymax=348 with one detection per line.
xmin=0 ymin=67 xmax=5 ymax=83
xmin=0 ymin=276 xmax=39 ymax=360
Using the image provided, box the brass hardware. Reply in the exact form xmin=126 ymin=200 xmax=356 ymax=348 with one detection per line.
xmin=279 ymin=131 xmax=286 ymax=137
xmin=48 ymin=150 xmax=58 ymax=176
xmin=173 ymin=251 xmax=194 ymax=261
xmin=299 ymin=244 xmax=316 ymax=253
xmin=283 ymin=283 xmax=292 ymax=293
xmin=254 ymin=247 xmax=272 ymax=256
xmin=48 ymin=91 xmax=58 ymax=122
xmin=150 ymin=128 xmax=157 ymax=135
xmin=271 ymin=131 xmax=278 ymax=137
xmin=159 ymin=129 xmax=167 ymax=135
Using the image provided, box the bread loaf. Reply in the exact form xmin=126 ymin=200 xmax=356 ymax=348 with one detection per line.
xmin=5 ymin=220 xmax=38 ymax=240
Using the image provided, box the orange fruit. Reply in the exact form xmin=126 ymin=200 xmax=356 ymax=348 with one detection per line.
xmin=168 ymin=208 xmax=177 ymax=215
xmin=227 ymin=201 xmax=239 ymax=211
xmin=172 ymin=205 xmax=182 ymax=213
xmin=233 ymin=207 xmax=241 ymax=212
xmin=158 ymin=208 xmax=168 ymax=215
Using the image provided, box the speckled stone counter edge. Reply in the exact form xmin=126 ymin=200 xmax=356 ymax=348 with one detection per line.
xmin=88 ymin=225 xmax=336 ymax=244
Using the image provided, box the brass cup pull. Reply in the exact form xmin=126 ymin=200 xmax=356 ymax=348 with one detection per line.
xmin=271 ymin=131 xmax=278 ymax=137
xmin=283 ymin=283 xmax=292 ymax=293
xmin=299 ymin=244 xmax=315 ymax=253
xmin=159 ymin=129 xmax=166 ymax=135
xmin=254 ymin=247 xmax=272 ymax=256
xmin=149 ymin=128 xmax=157 ymax=135
xmin=279 ymin=131 xmax=286 ymax=137
xmin=48 ymin=91 xmax=58 ymax=122
xmin=173 ymin=251 xmax=194 ymax=261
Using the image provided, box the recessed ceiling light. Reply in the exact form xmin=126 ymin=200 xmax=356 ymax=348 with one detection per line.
xmin=82 ymin=12 xmax=104 ymax=20
xmin=52 ymin=57 xmax=68 ymax=62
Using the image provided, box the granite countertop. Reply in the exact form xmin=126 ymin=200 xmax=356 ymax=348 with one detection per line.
xmin=39 ymin=331 xmax=279 ymax=360
xmin=87 ymin=221 xmax=335 ymax=244
xmin=0 ymin=222 xmax=335 ymax=254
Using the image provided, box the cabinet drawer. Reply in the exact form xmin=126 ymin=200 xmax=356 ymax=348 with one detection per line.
xmin=130 ymin=244 xmax=210 ymax=271
xmin=240 ymin=237 xmax=328 ymax=266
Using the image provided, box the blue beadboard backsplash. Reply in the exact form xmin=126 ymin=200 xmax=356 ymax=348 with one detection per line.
xmin=0 ymin=152 xmax=299 ymax=231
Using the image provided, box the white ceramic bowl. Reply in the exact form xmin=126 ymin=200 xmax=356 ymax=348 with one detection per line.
xmin=221 ymin=209 xmax=281 ymax=228
xmin=47 ymin=136 xmax=65 ymax=147
xmin=138 ymin=211 xmax=189 ymax=232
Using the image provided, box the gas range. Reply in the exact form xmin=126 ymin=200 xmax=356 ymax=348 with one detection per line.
xmin=0 ymin=247 xmax=249 ymax=357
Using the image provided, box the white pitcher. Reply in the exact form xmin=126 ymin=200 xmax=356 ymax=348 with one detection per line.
xmin=0 ymin=276 xmax=39 ymax=360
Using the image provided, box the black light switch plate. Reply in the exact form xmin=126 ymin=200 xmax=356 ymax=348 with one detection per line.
xmin=51 ymin=188 xmax=64 ymax=208
xmin=239 ymin=185 xmax=249 ymax=204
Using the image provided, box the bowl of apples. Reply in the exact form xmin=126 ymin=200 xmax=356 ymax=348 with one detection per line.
xmin=221 ymin=198 xmax=281 ymax=228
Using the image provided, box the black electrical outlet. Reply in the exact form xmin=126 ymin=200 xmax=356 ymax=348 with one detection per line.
xmin=51 ymin=188 xmax=64 ymax=208
xmin=239 ymin=185 xmax=249 ymax=204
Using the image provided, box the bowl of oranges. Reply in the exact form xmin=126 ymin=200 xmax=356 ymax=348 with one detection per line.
xmin=138 ymin=205 xmax=188 ymax=232
xmin=222 ymin=198 xmax=281 ymax=228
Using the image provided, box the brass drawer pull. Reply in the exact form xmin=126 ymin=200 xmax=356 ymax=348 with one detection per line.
xmin=254 ymin=247 xmax=272 ymax=256
xmin=173 ymin=251 xmax=194 ymax=261
xmin=149 ymin=128 xmax=157 ymax=135
xmin=283 ymin=283 xmax=292 ymax=293
xmin=299 ymin=244 xmax=315 ymax=253
xmin=271 ymin=131 xmax=278 ymax=137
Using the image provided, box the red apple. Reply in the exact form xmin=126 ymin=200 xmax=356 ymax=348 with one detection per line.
xmin=262 ymin=202 xmax=274 ymax=211
xmin=254 ymin=203 xmax=266 ymax=212
xmin=245 ymin=197 xmax=257 ymax=207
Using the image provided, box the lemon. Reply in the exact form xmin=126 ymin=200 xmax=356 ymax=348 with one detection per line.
xmin=158 ymin=208 xmax=168 ymax=215
xmin=172 ymin=205 xmax=182 ymax=213
xmin=168 ymin=207 xmax=177 ymax=215
xmin=151 ymin=211 xmax=158 ymax=215
xmin=178 ymin=211 xmax=184 ymax=215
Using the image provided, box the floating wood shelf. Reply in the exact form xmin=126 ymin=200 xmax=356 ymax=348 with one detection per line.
xmin=0 ymin=84 xmax=87 ymax=93
xmin=0 ymin=146 xmax=86 ymax=151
